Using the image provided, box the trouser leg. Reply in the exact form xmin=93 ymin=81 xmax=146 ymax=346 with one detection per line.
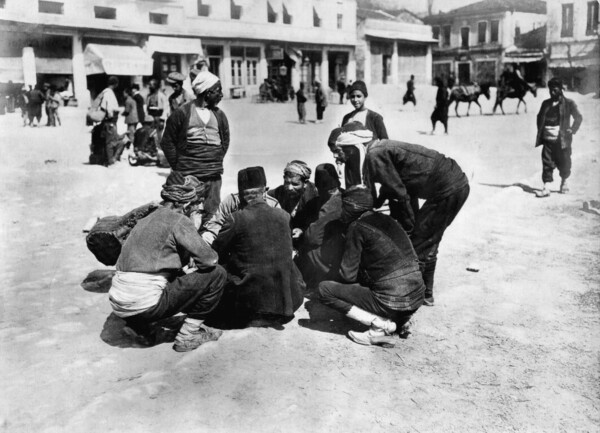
xmin=555 ymin=144 xmax=572 ymax=181
xmin=541 ymin=142 xmax=556 ymax=183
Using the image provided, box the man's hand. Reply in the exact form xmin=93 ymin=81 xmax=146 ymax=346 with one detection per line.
xmin=292 ymin=228 xmax=303 ymax=239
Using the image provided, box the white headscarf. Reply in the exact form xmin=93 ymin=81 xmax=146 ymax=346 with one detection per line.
xmin=335 ymin=129 xmax=374 ymax=146
xmin=192 ymin=71 xmax=220 ymax=95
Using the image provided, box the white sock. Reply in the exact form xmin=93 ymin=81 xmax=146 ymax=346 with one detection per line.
xmin=178 ymin=318 xmax=203 ymax=335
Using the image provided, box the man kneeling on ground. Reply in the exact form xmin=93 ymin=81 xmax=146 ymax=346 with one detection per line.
xmin=318 ymin=185 xmax=425 ymax=347
xmin=108 ymin=171 xmax=227 ymax=352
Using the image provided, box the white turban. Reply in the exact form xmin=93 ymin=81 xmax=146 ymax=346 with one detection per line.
xmin=192 ymin=71 xmax=220 ymax=94
xmin=336 ymin=129 xmax=374 ymax=146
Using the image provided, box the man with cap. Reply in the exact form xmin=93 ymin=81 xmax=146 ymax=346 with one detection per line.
xmin=331 ymin=123 xmax=469 ymax=307
xmin=161 ymin=70 xmax=230 ymax=228
xmin=534 ymin=77 xmax=583 ymax=197
xmin=318 ymin=185 xmax=425 ymax=347
xmin=267 ymin=160 xmax=320 ymax=240
xmin=297 ymin=163 xmax=346 ymax=291
xmin=211 ymin=167 xmax=304 ymax=328
xmin=201 ymin=166 xmax=280 ymax=245
xmin=166 ymin=72 xmax=194 ymax=113
xmin=108 ymin=171 xmax=227 ymax=352
xmin=147 ymin=78 xmax=169 ymax=142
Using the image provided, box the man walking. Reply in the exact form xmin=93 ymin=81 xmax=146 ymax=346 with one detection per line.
xmin=403 ymin=74 xmax=416 ymax=106
xmin=535 ymin=78 xmax=583 ymax=197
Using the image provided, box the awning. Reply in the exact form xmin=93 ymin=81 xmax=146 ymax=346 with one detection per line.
xmin=84 ymin=44 xmax=153 ymax=76
xmin=365 ymin=28 xmax=438 ymax=44
xmin=502 ymin=54 xmax=544 ymax=63
xmin=285 ymin=47 xmax=302 ymax=63
xmin=147 ymin=36 xmax=203 ymax=56
xmin=35 ymin=58 xmax=73 ymax=74
xmin=0 ymin=57 xmax=24 ymax=83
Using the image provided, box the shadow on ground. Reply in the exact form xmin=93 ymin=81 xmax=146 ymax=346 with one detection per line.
xmin=479 ymin=182 xmax=552 ymax=195
xmin=297 ymin=299 xmax=367 ymax=336
xmin=81 ymin=269 xmax=115 ymax=293
xmin=100 ymin=313 xmax=184 ymax=349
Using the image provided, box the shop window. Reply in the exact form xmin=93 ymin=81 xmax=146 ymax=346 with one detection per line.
xmin=461 ymin=26 xmax=470 ymax=48
xmin=587 ymin=1 xmax=599 ymax=35
xmin=150 ymin=12 xmax=168 ymax=25
xmin=313 ymin=7 xmax=321 ymax=27
xmin=337 ymin=13 xmax=343 ymax=29
xmin=283 ymin=4 xmax=292 ymax=24
xmin=247 ymin=60 xmax=258 ymax=85
xmin=432 ymin=26 xmax=440 ymax=41
xmin=267 ymin=1 xmax=277 ymax=23
xmin=491 ymin=20 xmax=499 ymax=42
xmin=478 ymin=21 xmax=487 ymax=44
xmin=442 ymin=25 xmax=451 ymax=47
xmin=231 ymin=0 xmax=242 ymax=19
xmin=561 ymin=3 xmax=574 ymax=37
xmin=231 ymin=59 xmax=243 ymax=86
xmin=197 ymin=0 xmax=210 ymax=17
xmin=94 ymin=6 xmax=116 ymax=19
xmin=38 ymin=1 xmax=63 ymax=14
xmin=155 ymin=54 xmax=180 ymax=79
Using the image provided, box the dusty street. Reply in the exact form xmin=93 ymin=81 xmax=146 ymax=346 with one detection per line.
xmin=0 ymin=86 xmax=599 ymax=433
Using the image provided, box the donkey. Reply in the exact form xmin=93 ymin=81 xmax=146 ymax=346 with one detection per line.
xmin=493 ymin=83 xmax=537 ymax=115
xmin=448 ymin=83 xmax=491 ymax=117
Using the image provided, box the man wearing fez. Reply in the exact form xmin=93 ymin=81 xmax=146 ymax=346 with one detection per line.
xmin=318 ymin=186 xmax=425 ymax=347
xmin=212 ymin=167 xmax=304 ymax=327
xmin=166 ymin=72 xmax=194 ymax=113
xmin=108 ymin=172 xmax=226 ymax=352
xmin=161 ymin=70 xmax=230 ymax=227
xmin=201 ymin=166 xmax=280 ymax=246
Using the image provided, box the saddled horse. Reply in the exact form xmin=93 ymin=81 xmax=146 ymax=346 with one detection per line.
xmin=448 ymin=83 xmax=491 ymax=117
xmin=493 ymin=83 xmax=537 ymax=114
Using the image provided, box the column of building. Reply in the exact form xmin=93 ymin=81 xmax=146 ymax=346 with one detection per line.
xmin=391 ymin=41 xmax=399 ymax=85
xmin=71 ymin=34 xmax=90 ymax=107
xmin=321 ymin=46 xmax=329 ymax=88
xmin=363 ymin=40 xmax=371 ymax=85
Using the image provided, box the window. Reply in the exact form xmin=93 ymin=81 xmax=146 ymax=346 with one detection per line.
xmin=461 ymin=26 xmax=469 ymax=48
xmin=283 ymin=4 xmax=292 ymax=24
xmin=197 ymin=0 xmax=210 ymax=17
xmin=478 ymin=21 xmax=487 ymax=44
xmin=337 ymin=13 xmax=343 ymax=29
xmin=432 ymin=26 xmax=440 ymax=41
xmin=231 ymin=59 xmax=243 ymax=86
xmin=38 ymin=1 xmax=63 ymax=14
xmin=561 ymin=3 xmax=574 ymax=37
xmin=587 ymin=1 xmax=599 ymax=34
xmin=149 ymin=12 xmax=168 ymax=24
xmin=231 ymin=46 xmax=259 ymax=86
xmin=231 ymin=0 xmax=242 ymax=19
xmin=491 ymin=20 xmax=499 ymax=42
xmin=267 ymin=1 xmax=277 ymax=23
xmin=313 ymin=7 xmax=321 ymax=27
xmin=0 ymin=0 xmax=5 ymax=8
xmin=246 ymin=60 xmax=258 ymax=85
xmin=94 ymin=6 xmax=116 ymax=19
xmin=442 ymin=25 xmax=451 ymax=47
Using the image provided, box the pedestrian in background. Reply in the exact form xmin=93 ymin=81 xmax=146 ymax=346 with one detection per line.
xmin=314 ymin=79 xmax=327 ymax=124
xmin=17 ymin=86 xmax=29 ymax=127
xmin=342 ymin=80 xmax=388 ymax=139
xmin=131 ymin=83 xmax=145 ymax=124
xmin=431 ymin=76 xmax=449 ymax=134
xmin=27 ymin=84 xmax=45 ymax=127
xmin=147 ymin=78 xmax=168 ymax=142
xmin=47 ymin=85 xmax=62 ymax=127
xmin=166 ymin=72 xmax=194 ymax=113
xmin=295 ymin=82 xmax=307 ymax=124
xmin=336 ymin=77 xmax=346 ymax=104
xmin=123 ymin=87 xmax=139 ymax=143
xmin=535 ymin=78 xmax=583 ymax=198
xmin=403 ymin=74 xmax=416 ymax=106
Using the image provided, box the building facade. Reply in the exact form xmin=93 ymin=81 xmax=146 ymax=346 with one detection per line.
xmin=0 ymin=0 xmax=357 ymax=105
xmin=424 ymin=0 xmax=547 ymax=86
xmin=355 ymin=8 xmax=435 ymax=87
xmin=547 ymin=0 xmax=599 ymax=94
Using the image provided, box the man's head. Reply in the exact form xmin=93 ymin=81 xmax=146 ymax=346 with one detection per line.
xmin=341 ymin=185 xmax=373 ymax=224
xmin=348 ymin=80 xmax=368 ymax=110
xmin=149 ymin=79 xmax=159 ymax=92
xmin=108 ymin=76 xmax=119 ymax=89
xmin=166 ymin=72 xmax=186 ymax=93
xmin=410 ymin=75 xmax=414 ymax=80
xmin=192 ymin=71 xmax=222 ymax=107
xmin=328 ymin=122 xmax=373 ymax=163
xmin=283 ymin=160 xmax=311 ymax=200
xmin=548 ymin=77 xmax=564 ymax=101
xmin=238 ymin=166 xmax=267 ymax=203
xmin=160 ymin=171 xmax=206 ymax=214
xmin=131 ymin=83 xmax=140 ymax=92
xmin=314 ymin=163 xmax=340 ymax=198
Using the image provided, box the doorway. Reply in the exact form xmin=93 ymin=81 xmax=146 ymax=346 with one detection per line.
xmin=458 ymin=62 xmax=471 ymax=84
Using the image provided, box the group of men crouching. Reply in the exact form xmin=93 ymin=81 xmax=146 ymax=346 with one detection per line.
xmin=108 ymin=74 xmax=469 ymax=352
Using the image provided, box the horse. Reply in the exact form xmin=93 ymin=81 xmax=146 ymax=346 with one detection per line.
xmin=493 ymin=83 xmax=537 ymax=114
xmin=448 ymin=83 xmax=491 ymax=117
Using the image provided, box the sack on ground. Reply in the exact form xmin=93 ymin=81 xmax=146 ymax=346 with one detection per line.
xmin=86 ymin=202 xmax=160 ymax=266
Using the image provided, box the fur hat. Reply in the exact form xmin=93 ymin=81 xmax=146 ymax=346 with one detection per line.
xmin=315 ymin=163 xmax=340 ymax=192
xmin=348 ymin=80 xmax=368 ymax=97
xmin=238 ymin=166 xmax=267 ymax=193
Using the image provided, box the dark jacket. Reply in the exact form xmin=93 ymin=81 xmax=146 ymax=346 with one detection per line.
xmin=161 ymin=101 xmax=230 ymax=178
xmin=268 ymin=181 xmax=320 ymax=231
xmin=342 ymin=109 xmax=388 ymax=140
xmin=133 ymin=93 xmax=145 ymax=123
xmin=364 ymin=139 xmax=468 ymax=232
xmin=535 ymin=96 xmax=582 ymax=148
xmin=339 ymin=211 xmax=424 ymax=311
xmin=116 ymin=207 xmax=218 ymax=275
xmin=212 ymin=200 xmax=304 ymax=318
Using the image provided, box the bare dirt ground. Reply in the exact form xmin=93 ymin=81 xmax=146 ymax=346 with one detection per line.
xmin=0 ymin=86 xmax=599 ymax=433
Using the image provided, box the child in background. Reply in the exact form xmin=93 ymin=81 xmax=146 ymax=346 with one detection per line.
xmin=295 ymin=82 xmax=307 ymax=124
xmin=342 ymin=80 xmax=388 ymax=139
